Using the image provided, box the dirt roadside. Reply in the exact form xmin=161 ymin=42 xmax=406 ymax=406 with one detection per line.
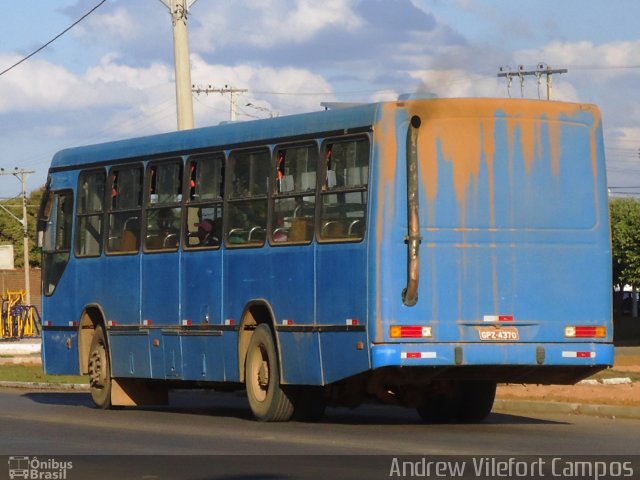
xmin=497 ymin=350 xmax=640 ymax=407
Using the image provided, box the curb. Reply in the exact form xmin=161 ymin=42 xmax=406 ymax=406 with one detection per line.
xmin=493 ymin=398 xmax=640 ymax=420
xmin=0 ymin=381 xmax=88 ymax=391
xmin=0 ymin=343 xmax=41 ymax=356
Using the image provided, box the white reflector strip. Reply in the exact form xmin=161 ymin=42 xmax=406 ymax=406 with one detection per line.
xmin=401 ymin=352 xmax=437 ymax=359
xmin=483 ymin=315 xmax=499 ymax=322
xmin=562 ymin=351 xmax=596 ymax=358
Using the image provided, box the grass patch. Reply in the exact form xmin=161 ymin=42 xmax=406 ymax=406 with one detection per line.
xmin=0 ymin=364 xmax=85 ymax=384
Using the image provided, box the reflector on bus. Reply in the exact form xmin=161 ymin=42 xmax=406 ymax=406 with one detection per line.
xmin=390 ymin=326 xmax=432 ymax=338
xmin=564 ymin=326 xmax=607 ymax=338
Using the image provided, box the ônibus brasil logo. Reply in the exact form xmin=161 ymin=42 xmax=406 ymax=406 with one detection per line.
xmin=8 ymin=456 xmax=73 ymax=480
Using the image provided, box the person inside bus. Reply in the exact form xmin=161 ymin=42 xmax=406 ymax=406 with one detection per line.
xmin=197 ymin=218 xmax=219 ymax=246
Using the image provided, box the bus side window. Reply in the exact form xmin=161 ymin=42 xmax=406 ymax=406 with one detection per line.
xmin=319 ymin=137 xmax=369 ymax=241
xmin=225 ymin=149 xmax=269 ymax=247
xmin=145 ymin=160 xmax=182 ymax=251
xmin=76 ymin=170 xmax=105 ymax=257
xmin=107 ymin=165 xmax=143 ymax=253
xmin=184 ymin=153 xmax=224 ymax=250
xmin=271 ymin=144 xmax=317 ymax=244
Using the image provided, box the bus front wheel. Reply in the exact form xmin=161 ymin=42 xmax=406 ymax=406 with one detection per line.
xmin=88 ymin=325 xmax=112 ymax=409
xmin=245 ymin=324 xmax=294 ymax=421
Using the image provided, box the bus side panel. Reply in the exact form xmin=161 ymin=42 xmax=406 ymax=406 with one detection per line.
xmin=181 ymin=334 xmax=226 ymax=381
xmin=277 ymin=331 xmax=322 ymax=384
xmin=102 ymin=255 xmax=141 ymax=326
xmin=269 ymin=247 xmax=314 ymax=326
xmin=315 ymin=243 xmax=367 ymax=325
xmin=42 ymin=329 xmax=79 ymax=375
xmin=320 ymin=330 xmax=370 ymax=384
xmin=108 ymin=331 xmax=152 ymax=378
xmin=277 ymin=330 xmax=371 ymax=385
xmin=224 ymin=249 xmax=270 ymax=321
xmin=142 ymin=252 xmax=180 ymax=326
xmin=181 ymin=251 xmax=223 ymax=326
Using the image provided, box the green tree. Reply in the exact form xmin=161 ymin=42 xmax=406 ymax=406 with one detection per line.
xmin=0 ymin=186 xmax=45 ymax=268
xmin=610 ymin=197 xmax=640 ymax=289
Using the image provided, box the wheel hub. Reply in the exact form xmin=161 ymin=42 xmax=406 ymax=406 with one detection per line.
xmin=257 ymin=360 xmax=269 ymax=389
xmin=89 ymin=348 xmax=105 ymax=389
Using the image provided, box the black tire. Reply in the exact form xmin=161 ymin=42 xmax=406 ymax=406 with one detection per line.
xmin=456 ymin=380 xmax=496 ymax=423
xmin=88 ymin=325 xmax=112 ymax=409
xmin=416 ymin=380 xmax=496 ymax=424
xmin=293 ymin=386 xmax=327 ymax=422
xmin=416 ymin=393 xmax=457 ymax=423
xmin=245 ymin=324 xmax=294 ymax=421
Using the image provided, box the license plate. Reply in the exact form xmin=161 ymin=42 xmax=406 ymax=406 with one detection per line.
xmin=478 ymin=326 xmax=520 ymax=341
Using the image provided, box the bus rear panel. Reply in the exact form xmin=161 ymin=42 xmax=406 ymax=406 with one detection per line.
xmin=369 ymin=99 xmax=612 ymax=384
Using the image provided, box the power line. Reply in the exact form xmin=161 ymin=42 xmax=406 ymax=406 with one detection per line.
xmin=565 ymin=65 xmax=640 ymax=71
xmin=0 ymin=0 xmax=108 ymax=78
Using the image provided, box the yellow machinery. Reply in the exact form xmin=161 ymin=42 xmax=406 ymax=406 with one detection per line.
xmin=1 ymin=290 xmax=41 ymax=339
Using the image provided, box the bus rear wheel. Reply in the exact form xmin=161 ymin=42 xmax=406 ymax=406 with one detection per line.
xmin=416 ymin=380 xmax=496 ymax=423
xmin=457 ymin=380 xmax=496 ymax=423
xmin=245 ymin=324 xmax=294 ymax=421
xmin=88 ymin=325 xmax=112 ymax=409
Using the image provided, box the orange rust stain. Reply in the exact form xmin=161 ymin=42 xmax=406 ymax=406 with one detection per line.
xmin=587 ymin=105 xmax=603 ymax=222
xmin=548 ymin=120 xmax=562 ymax=177
xmin=406 ymin=98 xmax=590 ymax=226
xmin=373 ymin=102 xmax=398 ymax=343
xmin=482 ymin=118 xmax=496 ymax=226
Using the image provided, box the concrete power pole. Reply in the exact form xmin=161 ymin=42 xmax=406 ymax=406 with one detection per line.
xmin=0 ymin=168 xmax=34 ymax=305
xmin=497 ymin=64 xmax=568 ymax=100
xmin=192 ymin=85 xmax=249 ymax=121
xmin=159 ymin=0 xmax=198 ymax=130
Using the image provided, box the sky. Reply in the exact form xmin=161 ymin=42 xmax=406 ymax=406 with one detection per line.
xmin=0 ymin=0 xmax=639 ymax=198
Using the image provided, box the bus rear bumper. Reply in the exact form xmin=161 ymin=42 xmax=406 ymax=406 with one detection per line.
xmin=371 ymin=342 xmax=615 ymax=369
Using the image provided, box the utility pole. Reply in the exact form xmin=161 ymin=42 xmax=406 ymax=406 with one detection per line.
xmin=192 ymin=85 xmax=249 ymax=121
xmin=159 ymin=0 xmax=198 ymax=130
xmin=497 ymin=64 xmax=568 ymax=100
xmin=0 ymin=168 xmax=34 ymax=306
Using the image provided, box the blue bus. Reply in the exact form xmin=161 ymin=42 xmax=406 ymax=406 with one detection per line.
xmin=39 ymin=96 xmax=613 ymax=422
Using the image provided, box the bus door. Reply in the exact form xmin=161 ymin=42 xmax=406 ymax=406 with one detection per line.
xmin=105 ymin=165 xmax=145 ymax=376
xmin=141 ymin=160 xmax=183 ymax=378
xmin=180 ymin=153 xmax=225 ymax=381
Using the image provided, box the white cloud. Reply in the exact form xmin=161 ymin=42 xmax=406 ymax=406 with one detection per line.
xmin=408 ymin=69 xmax=500 ymax=98
xmin=75 ymin=7 xmax=140 ymax=42
xmin=0 ymin=55 xmax=79 ymax=113
xmin=191 ymin=0 xmax=361 ymax=52
xmin=190 ymin=54 xmax=334 ymax=123
xmin=0 ymin=53 xmax=173 ymax=115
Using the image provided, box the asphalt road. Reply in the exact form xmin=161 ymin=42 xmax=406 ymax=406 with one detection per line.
xmin=1 ymin=387 xmax=639 ymax=479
